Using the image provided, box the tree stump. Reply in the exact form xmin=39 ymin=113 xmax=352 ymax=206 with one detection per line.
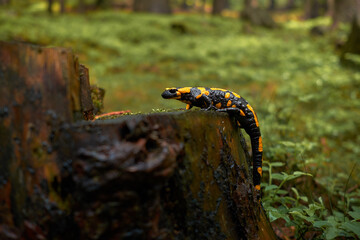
xmin=0 ymin=42 xmax=276 ymax=239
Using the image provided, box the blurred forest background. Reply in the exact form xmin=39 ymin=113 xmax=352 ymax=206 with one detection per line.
xmin=1 ymin=0 xmax=360 ymax=239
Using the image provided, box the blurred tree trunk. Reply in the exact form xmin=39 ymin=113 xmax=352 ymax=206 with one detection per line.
xmin=48 ymin=0 xmax=53 ymax=13
xmin=284 ymin=0 xmax=296 ymax=10
xmin=212 ymin=0 xmax=229 ymax=15
xmin=181 ymin=0 xmax=190 ymax=10
xmin=304 ymin=0 xmax=328 ymax=19
xmin=241 ymin=0 xmax=277 ymax=28
xmin=60 ymin=0 xmax=66 ymax=13
xmin=340 ymin=13 xmax=360 ymax=62
xmin=95 ymin=0 xmax=109 ymax=8
xmin=304 ymin=0 xmax=320 ymax=19
xmin=133 ymin=0 xmax=145 ymax=11
xmin=331 ymin=0 xmax=359 ymax=29
xmin=200 ymin=0 xmax=206 ymax=13
xmin=326 ymin=0 xmax=334 ymax=16
xmin=133 ymin=0 xmax=172 ymax=14
xmin=245 ymin=0 xmax=258 ymax=7
xmin=0 ymin=0 xmax=11 ymax=5
xmin=96 ymin=0 xmax=104 ymax=7
xmin=77 ymin=0 xmax=85 ymax=12
xmin=268 ymin=0 xmax=276 ymax=10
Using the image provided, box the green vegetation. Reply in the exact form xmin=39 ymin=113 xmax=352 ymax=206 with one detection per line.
xmin=263 ymin=161 xmax=360 ymax=239
xmin=1 ymin=7 xmax=359 ymax=238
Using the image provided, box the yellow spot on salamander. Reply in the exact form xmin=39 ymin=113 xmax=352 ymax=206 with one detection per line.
xmin=233 ymin=92 xmax=241 ymax=98
xmin=186 ymin=104 xmax=191 ymax=110
xmin=258 ymin=136 xmax=263 ymax=152
xmin=239 ymin=110 xmax=245 ymax=116
xmin=225 ymin=92 xmax=230 ymax=98
xmin=247 ymin=104 xmax=259 ymax=127
xmin=198 ymin=87 xmax=210 ymax=96
xmin=215 ymin=102 xmax=222 ymax=108
xmin=196 ymin=93 xmax=202 ymax=99
xmin=227 ymin=100 xmax=232 ymax=107
xmin=232 ymin=104 xmax=236 ymax=108
xmin=210 ymin=87 xmax=227 ymax=92
xmin=257 ymin=167 xmax=262 ymax=176
xmin=255 ymin=185 xmax=261 ymax=191
xmin=178 ymin=87 xmax=191 ymax=94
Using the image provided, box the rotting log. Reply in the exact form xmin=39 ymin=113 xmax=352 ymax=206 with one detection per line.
xmin=0 ymin=42 xmax=276 ymax=239
xmin=0 ymin=41 xmax=92 ymax=239
xmin=56 ymin=111 xmax=276 ymax=239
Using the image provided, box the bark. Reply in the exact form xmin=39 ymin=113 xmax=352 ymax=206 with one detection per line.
xmin=268 ymin=0 xmax=276 ymax=10
xmin=78 ymin=0 xmax=85 ymax=12
xmin=48 ymin=0 xmax=53 ymax=13
xmin=303 ymin=0 xmax=329 ymax=19
xmin=241 ymin=0 xmax=277 ymax=28
xmin=133 ymin=0 xmax=172 ymax=14
xmin=79 ymin=65 xmax=95 ymax=120
xmin=95 ymin=0 xmax=105 ymax=7
xmin=304 ymin=0 xmax=320 ymax=19
xmin=60 ymin=0 xmax=66 ymax=13
xmin=0 ymin=42 xmax=276 ymax=239
xmin=212 ymin=0 xmax=229 ymax=15
xmin=331 ymin=0 xmax=359 ymax=29
xmin=0 ymin=0 xmax=10 ymax=5
xmin=56 ymin=111 xmax=277 ymax=239
xmin=326 ymin=0 xmax=334 ymax=17
xmin=0 ymin=41 xmax=91 ymax=239
xmin=340 ymin=16 xmax=360 ymax=62
xmin=284 ymin=0 xmax=296 ymax=10
xmin=181 ymin=0 xmax=190 ymax=10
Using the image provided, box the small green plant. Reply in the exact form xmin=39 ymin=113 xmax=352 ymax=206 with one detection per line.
xmin=262 ymin=160 xmax=360 ymax=239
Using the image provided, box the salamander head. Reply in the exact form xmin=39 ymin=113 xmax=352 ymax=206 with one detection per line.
xmin=161 ymin=87 xmax=181 ymax=99
xmin=161 ymin=87 xmax=193 ymax=100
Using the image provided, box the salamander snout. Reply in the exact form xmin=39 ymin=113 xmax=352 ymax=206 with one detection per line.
xmin=161 ymin=88 xmax=180 ymax=99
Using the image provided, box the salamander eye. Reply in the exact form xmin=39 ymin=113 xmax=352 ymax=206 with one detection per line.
xmin=169 ymin=89 xmax=177 ymax=93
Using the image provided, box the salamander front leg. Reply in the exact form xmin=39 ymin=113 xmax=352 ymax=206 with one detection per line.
xmin=200 ymin=95 xmax=216 ymax=111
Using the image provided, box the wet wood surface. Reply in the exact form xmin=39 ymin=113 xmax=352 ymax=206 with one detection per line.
xmin=0 ymin=42 xmax=276 ymax=239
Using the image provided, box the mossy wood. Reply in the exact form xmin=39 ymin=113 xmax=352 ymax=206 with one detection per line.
xmin=0 ymin=42 xmax=275 ymax=239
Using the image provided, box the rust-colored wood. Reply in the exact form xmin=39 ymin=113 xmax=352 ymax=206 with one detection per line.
xmin=0 ymin=41 xmax=91 ymax=239
xmin=0 ymin=42 xmax=276 ymax=239
xmin=79 ymin=64 xmax=94 ymax=120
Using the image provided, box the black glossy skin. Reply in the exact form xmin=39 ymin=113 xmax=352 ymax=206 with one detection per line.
xmin=162 ymin=87 xmax=263 ymax=195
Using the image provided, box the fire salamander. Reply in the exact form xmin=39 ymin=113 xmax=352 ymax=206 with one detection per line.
xmin=162 ymin=87 xmax=263 ymax=196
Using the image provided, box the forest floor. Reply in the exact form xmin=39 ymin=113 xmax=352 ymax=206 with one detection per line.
xmin=1 ymin=8 xmax=359 ymax=239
